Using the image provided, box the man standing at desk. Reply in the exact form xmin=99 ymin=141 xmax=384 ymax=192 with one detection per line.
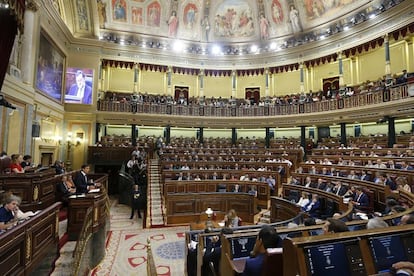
xmin=73 ymin=164 xmax=98 ymax=193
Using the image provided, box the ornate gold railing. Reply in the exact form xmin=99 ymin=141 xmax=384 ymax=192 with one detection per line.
xmin=72 ymin=207 xmax=93 ymax=275
xmin=146 ymin=237 xmax=157 ymax=276
xmin=97 ymin=84 xmax=410 ymax=117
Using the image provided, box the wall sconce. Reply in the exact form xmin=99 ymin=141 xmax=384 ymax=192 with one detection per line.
xmin=55 ymin=136 xmax=63 ymax=145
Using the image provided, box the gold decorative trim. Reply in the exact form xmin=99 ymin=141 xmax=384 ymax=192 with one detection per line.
xmin=26 ymin=0 xmax=39 ymax=12
xmin=26 ymin=234 xmax=32 ymax=261
xmin=33 ymin=185 xmax=39 ymax=201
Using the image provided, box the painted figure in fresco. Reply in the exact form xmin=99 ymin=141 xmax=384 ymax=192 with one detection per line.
xmin=271 ymin=0 xmax=283 ymax=24
xmin=132 ymin=7 xmax=143 ymax=25
xmin=186 ymin=6 xmax=196 ymax=29
xmin=201 ymin=16 xmax=210 ymax=41
xmin=167 ymin=11 xmax=178 ymax=37
xmin=289 ymin=5 xmax=302 ymax=33
xmin=148 ymin=3 xmax=160 ymax=27
xmin=113 ymin=0 xmax=126 ymax=21
xmin=97 ymin=0 xmax=107 ymax=28
xmin=77 ymin=0 xmax=89 ymax=30
xmin=259 ymin=13 xmax=269 ymax=40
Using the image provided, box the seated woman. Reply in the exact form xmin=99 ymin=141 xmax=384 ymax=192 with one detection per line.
xmin=0 ymin=194 xmax=20 ymax=230
xmin=57 ymin=175 xmax=77 ymax=201
xmin=9 ymin=154 xmax=24 ymax=173
xmin=297 ymin=192 xmax=310 ymax=208
xmin=223 ymin=209 xmax=240 ymax=228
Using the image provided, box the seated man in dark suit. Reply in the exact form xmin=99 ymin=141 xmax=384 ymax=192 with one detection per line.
xmin=351 ymin=186 xmax=370 ymax=211
xmin=242 ymin=225 xmax=281 ymax=276
xmin=302 ymin=194 xmax=321 ymax=218
xmin=73 ymin=164 xmax=99 ymax=193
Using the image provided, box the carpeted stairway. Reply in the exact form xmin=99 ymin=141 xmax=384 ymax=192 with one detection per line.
xmin=148 ymin=158 xmax=166 ymax=227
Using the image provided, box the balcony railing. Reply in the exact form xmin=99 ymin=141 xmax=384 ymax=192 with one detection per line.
xmin=97 ymin=84 xmax=410 ymax=117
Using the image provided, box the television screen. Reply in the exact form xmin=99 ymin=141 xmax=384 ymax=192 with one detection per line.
xmin=229 ymin=236 xmax=257 ymax=259
xmin=304 ymin=239 xmax=366 ymax=276
xmin=308 ymin=229 xmax=324 ymax=236
xmin=64 ymin=68 xmax=94 ymax=104
xmin=369 ymin=233 xmax=414 ymax=273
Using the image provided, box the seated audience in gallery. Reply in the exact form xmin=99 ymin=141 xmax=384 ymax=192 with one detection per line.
xmin=242 ymin=225 xmax=281 ymax=276
xmin=9 ymin=154 xmax=24 ymax=173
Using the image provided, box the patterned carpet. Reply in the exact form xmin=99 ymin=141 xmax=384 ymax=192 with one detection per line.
xmin=91 ymin=200 xmax=189 ymax=276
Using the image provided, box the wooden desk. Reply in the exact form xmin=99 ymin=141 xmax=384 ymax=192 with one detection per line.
xmin=190 ymin=220 xmax=221 ymax=231
xmin=67 ymin=191 xmax=108 ymax=241
xmin=0 ymin=202 xmax=61 ymax=276
xmin=0 ymin=169 xmax=57 ymax=211
xmin=166 ymin=192 xmax=256 ymax=225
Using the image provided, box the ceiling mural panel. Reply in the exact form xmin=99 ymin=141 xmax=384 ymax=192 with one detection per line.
xmin=94 ymin=0 xmax=371 ymax=42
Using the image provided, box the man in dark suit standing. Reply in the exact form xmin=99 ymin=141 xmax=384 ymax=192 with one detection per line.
xmin=67 ymin=70 xmax=92 ymax=104
xmin=73 ymin=164 xmax=98 ymax=193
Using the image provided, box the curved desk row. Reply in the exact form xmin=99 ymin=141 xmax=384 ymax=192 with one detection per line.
xmin=166 ymin=192 xmax=256 ymax=225
xmin=0 ymin=202 xmax=61 ymax=276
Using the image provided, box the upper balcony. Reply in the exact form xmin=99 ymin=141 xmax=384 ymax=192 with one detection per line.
xmin=95 ymin=83 xmax=414 ymax=128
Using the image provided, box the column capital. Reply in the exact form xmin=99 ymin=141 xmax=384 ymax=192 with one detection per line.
xmin=26 ymin=0 xmax=40 ymax=12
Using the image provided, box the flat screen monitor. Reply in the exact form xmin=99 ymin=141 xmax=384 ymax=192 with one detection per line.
xmin=304 ymin=239 xmax=366 ymax=276
xmin=308 ymin=229 xmax=324 ymax=236
xmin=369 ymin=232 xmax=414 ymax=273
xmin=229 ymin=236 xmax=257 ymax=259
xmin=348 ymin=224 xmax=366 ymax=231
xmin=64 ymin=67 xmax=94 ymax=104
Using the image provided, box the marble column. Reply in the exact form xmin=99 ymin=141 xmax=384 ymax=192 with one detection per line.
xmin=338 ymin=52 xmax=344 ymax=88
xmin=340 ymin=122 xmax=347 ymax=146
xmin=198 ymin=127 xmax=204 ymax=144
xmin=21 ymin=1 xmax=39 ymax=85
xmin=384 ymin=34 xmax=391 ymax=80
xmin=387 ymin=117 xmax=396 ymax=148
xmin=299 ymin=63 xmax=304 ymax=93
xmin=165 ymin=125 xmax=171 ymax=145
xmin=131 ymin=124 xmax=137 ymax=146
xmin=231 ymin=70 xmax=236 ymax=98
xmin=232 ymin=128 xmax=237 ymax=145
xmin=300 ymin=126 xmax=306 ymax=149
xmin=265 ymin=127 xmax=270 ymax=148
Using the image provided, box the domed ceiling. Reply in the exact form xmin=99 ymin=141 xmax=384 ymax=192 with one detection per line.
xmin=96 ymin=0 xmax=368 ymax=42
xmin=52 ymin=0 xmax=408 ymax=65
